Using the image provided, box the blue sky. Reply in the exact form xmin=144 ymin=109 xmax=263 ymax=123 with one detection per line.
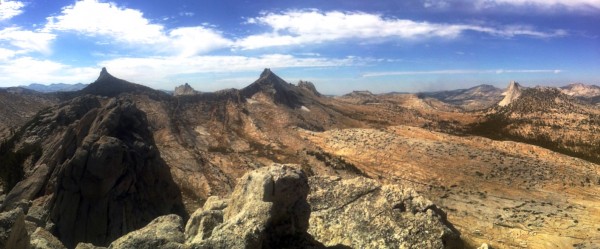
xmin=0 ymin=0 xmax=598 ymax=94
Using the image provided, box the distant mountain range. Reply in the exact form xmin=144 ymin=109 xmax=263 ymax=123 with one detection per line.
xmin=17 ymin=83 xmax=88 ymax=92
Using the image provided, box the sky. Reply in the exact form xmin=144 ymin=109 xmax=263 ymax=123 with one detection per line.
xmin=0 ymin=0 xmax=599 ymax=94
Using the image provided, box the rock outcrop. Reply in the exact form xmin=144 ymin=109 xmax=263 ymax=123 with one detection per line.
xmin=0 ymin=208 xmax=30 ymax=249
xmin=186 ymin=164 xmax=321 ymax=248
xmin=298 ymin=81 xmax=321 ymax=97
xmin=108 ymin=214 xmax=185 ymax=249
xmin=241 ymin=68 xmax=306 ymax=108
xmin=174 ymin=83 xmax=199 ymax=96
xmin=498 ymin=80 xmax=522 ymax=106
xmin=30 ymin=227 xmax=67 ymax=249
xmin=1 ymin=95 xmax=186 ymax=248
xmin=308 ymin=176 xmax=462 ymax=249
xmin=7 ymin=164 xmax=461 ymax=249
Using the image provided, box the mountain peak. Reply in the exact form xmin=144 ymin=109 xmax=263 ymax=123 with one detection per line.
xmin=79 ymin=67 xmax=166 ymax=98
xmin=241 ymin=69 xmax=304 ymax=108
xmin=498 ymin=80 xmax=522 ymax=107
xmin=174 ymin=83 xmax=198 ymax=96
xmin=260 ymin=68 xmax=273 ymax=78
xmin=97 ymin=67 xmax=113 ymax=81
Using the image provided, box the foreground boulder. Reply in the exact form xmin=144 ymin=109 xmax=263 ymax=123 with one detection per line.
xmin=0 ymin=208 xmax=30 ymax=249
xmin=61 ymin=164 xmax=461 ymax=248
xmin=30 ymin=227 xmax=66 ymax=249
xmin=108 ymin=214 xmax=185 ymax=249
xmin=308 ymin=176 xmax=463 ymax=248
xmin=186 ymin=164 xmax=322 ymax=248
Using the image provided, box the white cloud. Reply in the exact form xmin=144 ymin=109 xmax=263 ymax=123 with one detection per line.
xmin=362 ymin=69 xmax=562 ymax=77
xmin=235 ymin=10 xmax=566 ymax=50
xmin=99 ymin=54 xmax=356 ymax=85
xmin=0 ymin=57 xmax=97 ymax=85
xmin=0 ymin=1 xmax=24 ymax=20
xmin=44 ymin=0 xmax=231 ymax=56
xmin=166 ymin=27 xmax=232 ymax=57
xmin=0 ymin=27 xmax=56 ymax=54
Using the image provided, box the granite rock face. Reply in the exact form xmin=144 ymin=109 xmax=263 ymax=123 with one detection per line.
xmin=108 ymin=214 xmax=185 ymax=249
xmin=188 ymin=164 xmax=321 ymax=249
xmin=308 ymin=176 xmax=463 ymax=249
xmin=1 ymin=95 xmax=186 ymax=248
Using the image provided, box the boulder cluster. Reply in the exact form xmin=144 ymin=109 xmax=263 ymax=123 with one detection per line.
xmin=1 ymin=164 xmax=462 ymax=248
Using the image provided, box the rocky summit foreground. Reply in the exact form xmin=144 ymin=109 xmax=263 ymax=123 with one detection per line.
xmin=0 ymin=164 xmax=461 ymax=248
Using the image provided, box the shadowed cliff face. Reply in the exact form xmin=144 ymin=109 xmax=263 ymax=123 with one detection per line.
xmin=1 ymin=95 xmax=186 ymax=248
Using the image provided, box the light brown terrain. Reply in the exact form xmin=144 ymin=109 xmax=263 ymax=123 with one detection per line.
xmin=302 ymin=126 xmax=600 ymax=248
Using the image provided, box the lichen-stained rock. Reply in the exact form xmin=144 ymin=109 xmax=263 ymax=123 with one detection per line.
xmin=191 ymin=164 xmax=322 ymax=249
xmin=308 ymin=176 xmax=463 ymax=249
xmin=30 ymin=227 xmax=66 ymax=249
xmin=184 ymin=196 xmax=227 ymax=244
xmin=0 ymin=208 xmax=30 ymax=249
xmin=108 ymin=214 xmax=185 ymax=249
xmin=74 ymin=243 xmax=107 ymax=249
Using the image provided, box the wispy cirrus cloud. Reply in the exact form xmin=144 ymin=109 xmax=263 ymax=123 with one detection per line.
xmin=362 ymin=69 xmax=562 ymax=77
xmin=235 ymin=10 xmax=566 ymax=50
xmin=485 ymin=0 xmax=600 ymax=9
xmin=0 ymin=1 xmax=25 ymax=21
xmin=424 ymin=0 xmax=600 ymax=11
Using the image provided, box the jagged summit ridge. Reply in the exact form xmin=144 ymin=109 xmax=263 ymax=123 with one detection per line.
xmin=174 ymin=83 xmax=198 ymax=96
xmin=498 ymin=80 xmax=522 ymax=107
xmin=96 ymin=67 xmax=113 ymax=81
xmin=241 ymin=68 xmax=305 ymax=108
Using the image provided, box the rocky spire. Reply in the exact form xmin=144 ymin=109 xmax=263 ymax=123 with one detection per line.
xmin=96 ymin=67 xmax=113 ymax=81
xmin=174 ymin=83 xmax=198 ymax=96
xmin=260 ymin=68 xmax=273 ymax=78
xmin=498 ymin=80 xmax=522 ymax=107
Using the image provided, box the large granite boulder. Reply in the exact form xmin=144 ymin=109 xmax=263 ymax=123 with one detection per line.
xmin=186 ymin=164 xmax=322 ymax=249
xmin=108 ymin=214 xmax=185 ymax=249
xmin=308 ymin=176 xmax=463 ymax=249
xmin=30 ymin=227 xmax=66 ymax=249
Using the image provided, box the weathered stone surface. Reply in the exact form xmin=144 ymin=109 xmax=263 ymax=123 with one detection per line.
xmin=1 ymin=164 xmax=49 ymax=212
xmin=30 ymin=227 xmax=66 ymax=249
xmin=2 ymin=94 xmax=186 ymax=248
xmin=0 ymin=208 xmax=30 ymax=249
xmin=308 ymin=176 xmax=463 ymax=249
xmin=191 ymin=164 xmax=322 ymax=249
xmin=74 ymin=242 xmax=107 ymax=249
xmin=108 ymin=214 xmax=185 ymax=249
xmin=184 ymin=196 xmax=227 ymax=244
